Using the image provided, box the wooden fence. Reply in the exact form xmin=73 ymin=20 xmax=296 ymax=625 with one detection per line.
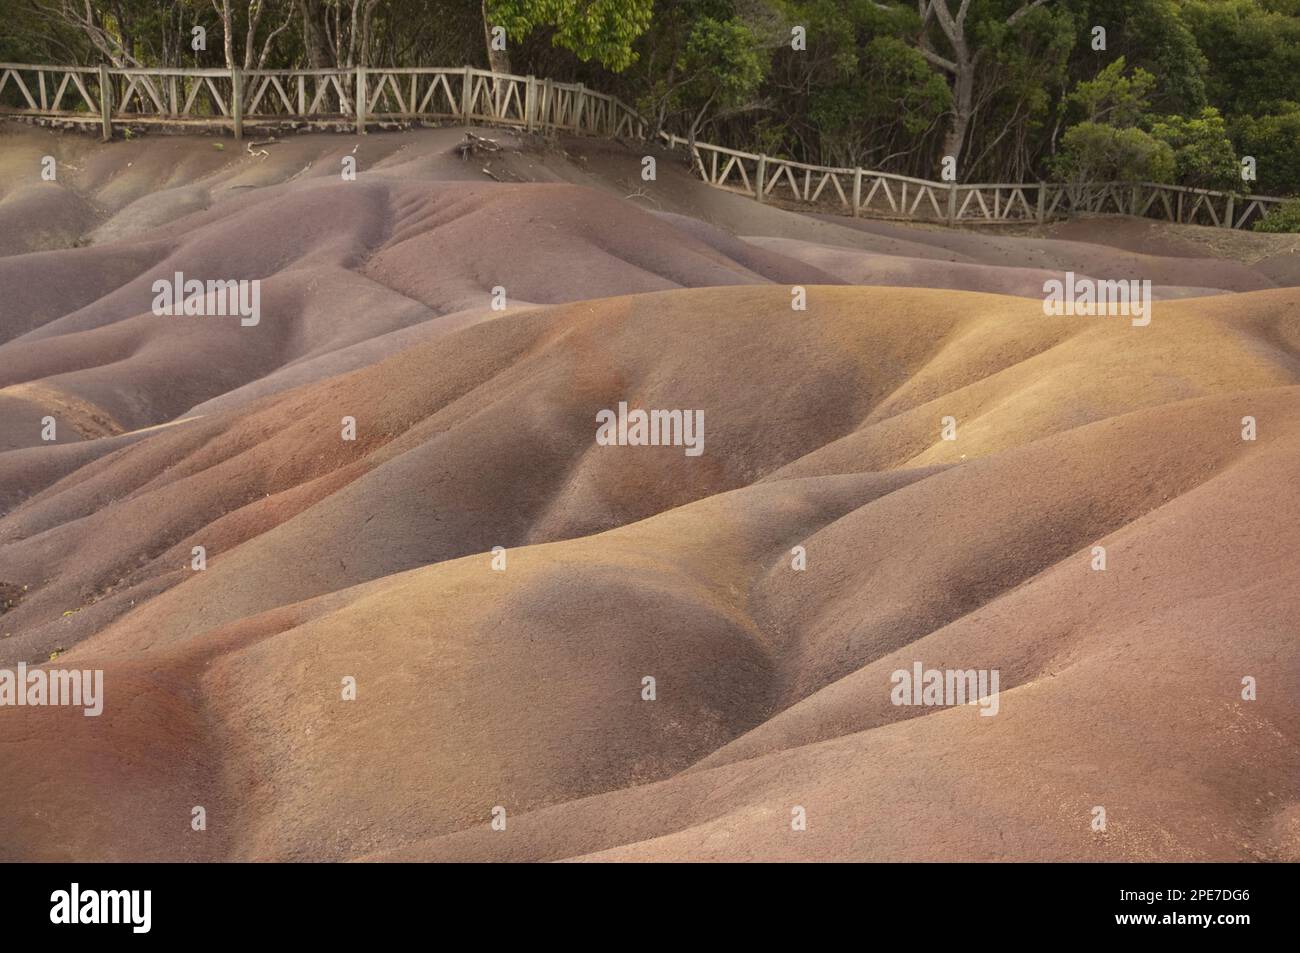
xmin=664 ymin=134 xmax=1289 ymax=230
xmin=0 ymin=63 xmax=645 ymax=140
xmin=1 ymin=62 xmax=1287 ymax=230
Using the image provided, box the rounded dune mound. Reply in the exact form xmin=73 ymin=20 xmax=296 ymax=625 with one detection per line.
xmin=744 ymin=233 xmax=1235 ymax=299
xmin=812 ymin=211 xmax=1283 ymax=292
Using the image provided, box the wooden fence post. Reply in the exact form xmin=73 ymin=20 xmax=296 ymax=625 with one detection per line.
xmin=355 ymin=66 xmax=366 ymax=133
xmin=1036 ymin=183 xmax=1046 ymax=224
xmin=525 ymin=75 xmax=536 ymax=132
xmin=461 ymin=65 xmax=473 ymax=120
xmin=98 ymin=65 xmax=112 ymax=141
xmin=231 ymin=68 xmax=243 ymax=139
xmin=574 ymin=83 xmax=585 ymax=131
xmin=1224 ymin=194 xmax=1235 ymax=229
xmin=542 ymin=77 xmax=553 ymax=132
xmin=852 ymin=168 xmax=862 ymax=218
xmin=948 ymin=183 xmax=957 ymax=226
xmin=755 ymin=155 xmax=767 ymax=203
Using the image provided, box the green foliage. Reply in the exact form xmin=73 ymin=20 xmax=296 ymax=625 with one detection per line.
xmin=681 ymin=16 xmax=765 ymax=110
xmin=1147 ymin=108 xmax=1239 ymax=190
xmin=760 ymin=0 xmax=950 ymax=170
xmin=1252 ymin=197 xmax=1300 ymax=232
xmin=630 ymin=3 xmax=766 ymax=138
xmin=863 ymin=36 xmax=951 ymax=136
xmin=748 ymin=117 xmax=793 ymax=157
xmin=1057 ymin=63 xmax=1238 ymax=191
xmin=489 ymin=0 xmax=653 ymax=71
xmin=1232 ymin=108 xmax=1300 ymax=195
xmin=809 ymin=36 xmax=949 ymax=140
xmin=1067 ymin=57 xmax=1157 ymax=127
xmin=959 ymin=1 xmax=1076 ymax=182
xmin=1053 ymin=122 xmax=1175 ymax=183
xmin=1182 ymin=0 xmax=1300 ymax=116
xmin=1071 ymin=0 xmax=1207 ymax=113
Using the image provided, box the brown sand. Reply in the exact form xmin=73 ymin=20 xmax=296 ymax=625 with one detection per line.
xmin=0 ymin=120 xmax=1297 ymax=862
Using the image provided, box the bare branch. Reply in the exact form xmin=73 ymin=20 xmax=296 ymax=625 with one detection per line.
xmin=918 ymin=44 xmax=957 ymax=74
xmin=1006 ymin=0 xmax=1049 ymax=28
xmin=255 ymin=3 xmax=295 ymax=71
xmin=928 ymin=0 xmax=961 ymax=44
xmin=56 ymin=0 xmax=144 ymax=67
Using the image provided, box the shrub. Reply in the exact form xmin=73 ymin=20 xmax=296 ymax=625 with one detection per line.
xmin=1148 ymin=108 xmax=1239 ymax=191
xmin=1233 ymin=108 xmax=1300 ymax=196
xmin=1053 ymin=122 xmax=1175 ymax=183
xmin=1253 ymin=197 xmax=1300 ymax=232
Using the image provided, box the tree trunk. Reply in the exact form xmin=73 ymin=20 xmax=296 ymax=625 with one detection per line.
xmin=942 ymin=59 xmax=975 ymax=172
xmin=296 ymin=0 xmax=336 ymax=68
xmin=482 ymin=0 xmax=512 ymax=73
xmin=219 ymin=1 xmax=235 ymax=69
xmin=686 ymin=91 xmax=716 ymax=178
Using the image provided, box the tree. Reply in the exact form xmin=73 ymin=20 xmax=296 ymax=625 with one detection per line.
xmin=1072 ymin=0 xmax=1207 ymax=115
xmin=1052 ymin=56 xmax=1171 ymax=185
xmin=1053 ymin=122 xmax=1174 ymax=184
xmin=1182 ymin=0 xmax=1300 ymax=117
xmin=809 ymin=35 xmax=950 ymax=169
xmin=1052 ymin=57 xmax=1238 ymax=192
xmin=211 ymin=0 xmax=297 ymax=71
xmin=44 ymin=0 xmax=177 ymax=66
xmin=486 ymin=0 xmax=653 ymax=73
xmin=957 ymin=0 xmax=1074 ymax=181
xmin=678 ymin=15 xmax=767 ymax=151
xmin=1148 ymin=107 xmax=1238 ymax=191
xmin=1234 ymin=108 xmax=1300 ymax=196
xmin=294 ymin=0 xmax=336 ymax=68
xmin=906 ymin=0 xmax=1052 ymax=170
xmin=627 ymin=1 xmax=776 ymax=143
xmin=760 ymin=1 xmax=949 ymax=172
xmin=1067 ymin=57 xmax=1157 ymax=126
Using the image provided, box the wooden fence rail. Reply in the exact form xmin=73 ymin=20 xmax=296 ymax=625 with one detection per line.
xmin=661 ymin=133 xmax=1288 ymax=230
xmin=0 ymin=63 xmax=646 ymax=141
xmin=1 ymin=62 xmax=1287 ymax=230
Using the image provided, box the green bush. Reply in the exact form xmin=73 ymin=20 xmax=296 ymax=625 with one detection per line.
xmin=1053 ymin=122 xmax=1175 ymax=183
xmin=1233 ymin=108 xmax=1300 ymax=196
xmin=1253 ymin=197 xmax=1300 ymax=232
xmin=1148 ymin=108 xmax=1239 ymax=191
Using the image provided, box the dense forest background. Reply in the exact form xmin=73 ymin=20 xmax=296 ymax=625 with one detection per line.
xmin=3 ymin=1 xmax=1299 ymax=200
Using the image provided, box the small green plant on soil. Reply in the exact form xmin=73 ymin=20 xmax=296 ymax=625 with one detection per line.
xmin=1253 ymin=198 xmax=1300 ymax=233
